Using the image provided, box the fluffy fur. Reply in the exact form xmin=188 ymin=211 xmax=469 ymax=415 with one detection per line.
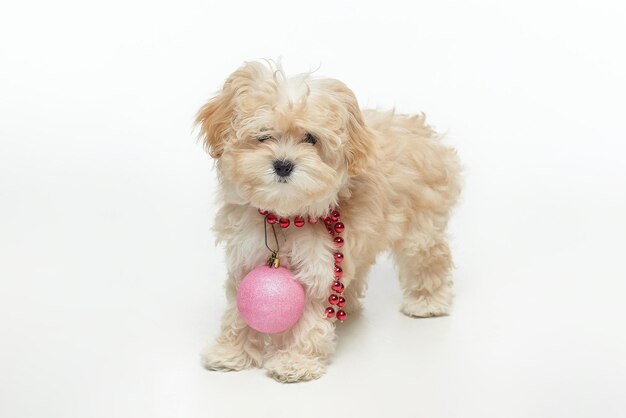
xmin=196 ymin=61 xmax=461 ymax=382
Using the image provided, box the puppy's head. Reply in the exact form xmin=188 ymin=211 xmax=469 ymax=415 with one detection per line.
xmin=195 ymin=61 xmax=374 ymax=216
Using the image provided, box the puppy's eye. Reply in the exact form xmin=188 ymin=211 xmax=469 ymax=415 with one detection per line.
xmin=257 ymin=134 xmax=273 ymax=142
xmin=304 ymin=133 xmax=317 ymax=145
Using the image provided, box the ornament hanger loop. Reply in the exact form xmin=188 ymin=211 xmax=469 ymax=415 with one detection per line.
xmin=264 ymin=215 xmax=281 ymax=268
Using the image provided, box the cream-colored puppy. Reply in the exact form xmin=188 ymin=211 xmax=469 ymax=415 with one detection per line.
xmin=196 ymin=61 xmax=461 ymax=383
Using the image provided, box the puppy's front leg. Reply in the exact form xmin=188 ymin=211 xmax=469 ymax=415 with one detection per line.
xmin=264 ymin=229 xmax=338 ymax=383
xmin=201 ymin=278 xmax=264 ymax=371
xmin=265 ymin=298 xmax=336 ymax=383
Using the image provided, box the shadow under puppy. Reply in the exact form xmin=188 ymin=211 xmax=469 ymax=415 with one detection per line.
xmin=196 ymin=61 xmax=461 ymax=383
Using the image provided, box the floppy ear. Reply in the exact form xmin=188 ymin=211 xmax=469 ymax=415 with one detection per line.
xmin=195 ymin=62 xmax=270 ymax=159
xmin=322 ymin=80 xmax=376 ymax=176
xmin=194 ymin=87 xmax=235 ymax=159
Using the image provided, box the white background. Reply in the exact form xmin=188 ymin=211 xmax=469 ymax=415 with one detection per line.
xmin=1 ymin=1 xmax=625 ymax=417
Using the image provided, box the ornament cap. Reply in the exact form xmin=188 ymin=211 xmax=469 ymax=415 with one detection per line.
xmin=267 ymin=251 xmax=280 ymax=268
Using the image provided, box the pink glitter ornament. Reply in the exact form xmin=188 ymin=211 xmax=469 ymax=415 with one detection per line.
xmin=236 ymin=265 xmax=305 ymax=333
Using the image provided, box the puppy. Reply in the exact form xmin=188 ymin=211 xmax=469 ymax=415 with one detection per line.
xmin=196 ymin=61 xmax=461 ymax=382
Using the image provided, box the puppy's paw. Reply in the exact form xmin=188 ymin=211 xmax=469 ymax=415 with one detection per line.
xmin=200 ymin=341 xmax=259 ymax=371
xmin=401 ymin=286 xmax=453 ymax=318
xmin=264 ymin=351 xmax=326 ymax=383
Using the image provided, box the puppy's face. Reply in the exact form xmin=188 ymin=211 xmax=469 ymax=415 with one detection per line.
xmin=196 ymin=62 xmax=374 ymax=216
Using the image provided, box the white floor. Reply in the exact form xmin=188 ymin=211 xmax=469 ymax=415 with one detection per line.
xmin=1 ymin=1 xmax=626 ymax=417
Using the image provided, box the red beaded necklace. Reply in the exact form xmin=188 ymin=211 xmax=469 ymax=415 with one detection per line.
xmin=257 ymin=208 xmax=348 ymax=322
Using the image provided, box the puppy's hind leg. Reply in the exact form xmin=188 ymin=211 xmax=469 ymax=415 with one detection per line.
xmin=392 ymin=226 xmax=455 ymax=318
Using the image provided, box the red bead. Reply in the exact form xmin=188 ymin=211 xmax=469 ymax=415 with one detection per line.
xmin=327 ymin=227 xmax=335 ymax=236
xmin=337 ymin=296 xmax=346 ymax=307
xmin=258 ymin=209 xmax=268 ymax=215
xmin=294 ymin=216 xmax=305 ymax=227
xmin=323 ymin=217 xmax=333 ymax=226
xmin=331 ymin=210 xmax=340 ymax=222
xmin=279 ymin=217 xmax=290 ymax=228
xmin=334 ymin=222 xmax=345 ymax=233
xmin=329 ymin=294 xmax=339 ymax=305
xmin=266 ymin=213 xmax=277 ymax=224
xmin=331 ymin=280 xmax=345 ymax=293
xmin=334 ymin=236 xmax=344 ymax=247
xmin=336 ymin=310 xmax=347 ymax=321
xmin=334 ymin=252 xmax=344 ymax=263
xmin=334 ymin=265 xmax=343 ymax=279
xmin=325 ymin=307 xmax=335 ymax=318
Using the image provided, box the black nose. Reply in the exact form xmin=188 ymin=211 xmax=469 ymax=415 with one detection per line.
xmin=273 ymin=159 xmax=294 ymax=177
